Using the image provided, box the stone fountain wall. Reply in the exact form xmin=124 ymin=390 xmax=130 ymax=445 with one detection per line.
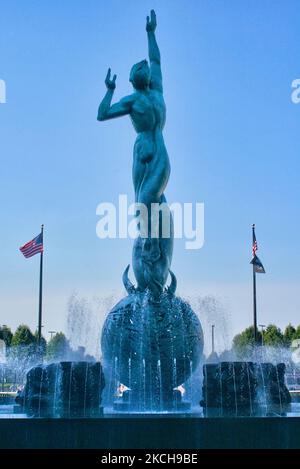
xmin=17 ymin=362 xmax=105 ymax=417
xmin=201 ymin=361 xmax=291 ymax=416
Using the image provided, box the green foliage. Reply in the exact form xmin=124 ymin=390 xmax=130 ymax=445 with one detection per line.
xmin=232 ymin=322 xmax=300 ymax=354
xmin=233 ymin=326 xmax=262 ymax=358
xmin=8 ymin=325 xmax=39 ymax=370
xmin=0 ymin=325 xmax=13 ymax=347
xmin=46 ymin=332 xmax=70 ymax=361
xmin=294 ymin=325 xmax=300 ymax=340
xmin=263 ymin=324 xmax=284 ymax=347
xmin=11 ymin=324 xmax=35 ymax=347
xmin=283 ymin=323 xmax=296 ymax=347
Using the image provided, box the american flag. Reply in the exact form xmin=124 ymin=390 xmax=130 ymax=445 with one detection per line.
xmin=252 ymin=225 xmax=258 ymax=257
xmin=20 ymin=233 xmax=43 ymax=258
xmin=251 ymin=224 xmax=265 ymax=273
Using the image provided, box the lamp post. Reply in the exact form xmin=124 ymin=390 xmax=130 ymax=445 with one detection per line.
xmin=48 ymin=331 xmax=56 ymax=340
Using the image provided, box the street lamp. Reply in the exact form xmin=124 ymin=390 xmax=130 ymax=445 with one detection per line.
xmin=48 ymin=331 xmax=56 ymax=340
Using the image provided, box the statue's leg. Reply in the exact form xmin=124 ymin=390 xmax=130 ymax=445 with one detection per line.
xmin=137 ymin=150 xmax=171 ymax=264
xmin=132 ymin=150 xmax=145 ymax=203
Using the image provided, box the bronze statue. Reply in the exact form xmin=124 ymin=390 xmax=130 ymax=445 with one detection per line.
xmin=99 ymin=11 xmax=203 ymax=411
xmin=98 ymin=10 xmax=173 ymax=295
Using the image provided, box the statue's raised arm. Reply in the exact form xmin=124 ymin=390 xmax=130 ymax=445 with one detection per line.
xmin=97 ymin=69 xmax=134 ymax=121
xmin=146 ymin=10 xmax=163 ymax=93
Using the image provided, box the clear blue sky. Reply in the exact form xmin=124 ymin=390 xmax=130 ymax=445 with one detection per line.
xmin=0 ymin=0 xmax=299 ymax=350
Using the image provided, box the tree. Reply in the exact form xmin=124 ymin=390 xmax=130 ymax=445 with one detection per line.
xmin=11 ymin=325 xmax=35 ymax=347
xmin=0 ymin=325 xmax=13 ymax=347
xmin=9 ymin=325 xmax=38 ymax=380
xmin=293 ymin=325 xmax=300 ymax=340
xmin=263 ymin=324 xmax=284 ymax=347
xmin=283 ymin=323 xmax=296 ymax=347
xmin=46 ymin=332 xmax=70 ymax=361
xmin=233 ymin=326 xmax=262 ymax=358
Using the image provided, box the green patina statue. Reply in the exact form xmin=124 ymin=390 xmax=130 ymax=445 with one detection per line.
xmin=98 ymin=11 xmax=203 ymax=411
xmin=97 ymin=10 xmax=173 ymax=295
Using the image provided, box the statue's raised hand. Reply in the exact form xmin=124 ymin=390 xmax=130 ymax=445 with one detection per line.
xmin=146 ymin=10 xmax=157 ymax=32
xmin=105 ymin=68 xmax=117 ymax=90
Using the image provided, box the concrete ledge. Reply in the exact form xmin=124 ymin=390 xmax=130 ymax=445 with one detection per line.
xmin=0 ymin=417 xmax=300 ymax=449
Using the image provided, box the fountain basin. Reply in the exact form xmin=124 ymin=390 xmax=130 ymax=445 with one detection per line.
xmin=0 ymin=413 xmax=300 ymax=448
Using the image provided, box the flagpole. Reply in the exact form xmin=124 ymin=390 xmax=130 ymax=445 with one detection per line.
xmin=38 ymin=224 xmax=44 ymax=346
xmin=252 ymin=224 xmax=258 ymax=344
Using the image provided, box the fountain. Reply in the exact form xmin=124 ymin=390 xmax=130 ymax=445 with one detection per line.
xmin=12 ymin=9 xmax=293 ymax=420
xmin=98 ymin=9 xmax=203 ymax=411
xmin=1 ymin=8 xmax=300 ymax=452
xmin=102 ymin=292 xmax=202 ymax=411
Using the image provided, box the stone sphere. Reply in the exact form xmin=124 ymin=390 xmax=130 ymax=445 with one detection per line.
xmin=101 ymin=291 xmax=203 ymax=407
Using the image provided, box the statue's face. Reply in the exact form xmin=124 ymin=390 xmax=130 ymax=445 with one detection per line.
xmin=130 ymin=60 xmax=150 ymax=89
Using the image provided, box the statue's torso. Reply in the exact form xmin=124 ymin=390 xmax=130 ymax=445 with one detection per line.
xmin=130 ymin=90 xmax=166 ymax=133
xmin=131 ymin=90 xmax=167 ymax=166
